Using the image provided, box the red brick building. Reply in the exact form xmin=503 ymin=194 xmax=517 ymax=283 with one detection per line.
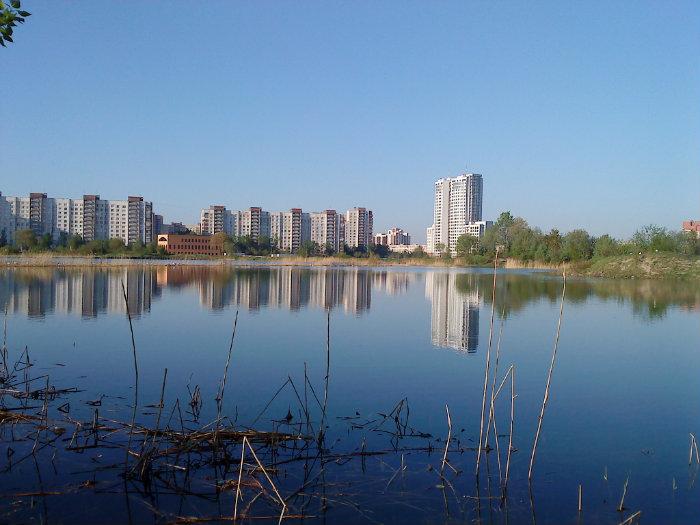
xmin=682 ymin=221 xmax=700 ymax=237
xmin=157 ymin=234 xmax=222 ymax=256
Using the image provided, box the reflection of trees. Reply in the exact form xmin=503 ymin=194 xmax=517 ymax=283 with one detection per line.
xmin=455 ymin=272 xmax=700 ymax=320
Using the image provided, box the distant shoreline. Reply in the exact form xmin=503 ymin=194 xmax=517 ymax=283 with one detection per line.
xmin=1 ymin=253 xmax=699 ymax=280
xmin=0 ymin=254 xmax=460 ymax=269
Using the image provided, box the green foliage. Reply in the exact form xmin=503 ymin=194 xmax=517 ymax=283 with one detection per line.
xmin=593 ymin=234 xmax=621 ymax=257
xmin=0 ymin=228 xmax=7 ymax=248
xmin=412 ymin=245 xmax=428 ymax=258
xmin=631 ymin=225 xmax=684 ymax=254
xmin=298 ymin=240 xmax=320 ymax=257
xmin=37 ymin=233 xmax=52 ymax=250
xmin=0 ymin=0 xmax=31 ymax=47
xmin=14 ymin=229 xmax=36 ymax=250
xmin=678 ymin=231 xmax=700 ymax=256
xmin=562 ymin=229 xmax=593 ymax=261
xmin=107 ymin=238 xmax=126 ymax=253
xmin=455 ymin=234 xmax=478 ymax=257
xmin=67 ymin=235 xmax=83 ymax=251
xmin=370 ymin=243 xmax=389 ymax=258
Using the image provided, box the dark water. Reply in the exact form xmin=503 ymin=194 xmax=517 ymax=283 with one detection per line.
xmin=1 ymin=264 xmax=699 ymax=524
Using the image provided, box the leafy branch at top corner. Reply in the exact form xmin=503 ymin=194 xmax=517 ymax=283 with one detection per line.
xmin=0 ymin=0 xmax=32 ymax=47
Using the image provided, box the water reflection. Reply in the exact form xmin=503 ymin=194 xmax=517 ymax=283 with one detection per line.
xmin=426 ymin=272 xmax=480 ymax=353
xmin=0 ymin=268 xmax=157 ymax=319
xmin=1 ymin=266 xmax=698 ymax=342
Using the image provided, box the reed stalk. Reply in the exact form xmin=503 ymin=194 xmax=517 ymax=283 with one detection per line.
xmin=121 ymin=280 xmax=139 ymax=473
xmin=476 ymin=251 xmax=499 ymax=475
xmin=441 ymin=404 xmax=452 ymax=476
xmin=503 ymin=366 xmax=516 ymax=493
xmin=528 ymin=272 xmax=567 ymax=481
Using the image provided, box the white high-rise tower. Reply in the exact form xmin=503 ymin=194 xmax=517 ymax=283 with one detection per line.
xmin=426 ymin=173 xmax=488 ymax=255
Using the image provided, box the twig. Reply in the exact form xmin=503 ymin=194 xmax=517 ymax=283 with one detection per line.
xmin=319 ymin=309 xmax=331 ymax=445
xmin=528 ymin=272 xmax=566 ymax=481
xmin=476 ymin=249 xmax=499 ymax=475
xmin=617 ymin=475 xmax=629 ymax=512
xmin=619 ymin=510 xmax=641 ymax=525
xmin=152 ymin=368 xmax=168 ymax=447
xmin=121 ymin=280 xmax=139 ymax=474
xmin=245 ymin=437 xmax=287 ymax=510
xmin=234 ymin=436 xmax=246 ymax=520
xmin=217 ymin=309 xmax=240 ymax=422
xmin=440 ymin=404 xmax=452 ymax=476
xmin=503 ymin=366 xmax=516 ymax=493
xmin=578 ymin=484 xmax=582 ymax=512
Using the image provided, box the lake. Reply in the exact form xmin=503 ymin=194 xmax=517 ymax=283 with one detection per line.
xmin=1 ymin=264 xmax=699 ymax=524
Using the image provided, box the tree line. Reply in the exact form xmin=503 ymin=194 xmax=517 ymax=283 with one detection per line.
xmin=0 ymin=229 xmax=166 ymax=257
xmin=210 ymin=232 xmax=391 ymax=258
xmin=3 ymin=214 xmax=698 ymax=262
xmin=452 ymin=211 xmax=700 ymax=263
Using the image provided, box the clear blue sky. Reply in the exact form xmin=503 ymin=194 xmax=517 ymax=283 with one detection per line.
xmin=2 ymin=1 xmax=699 ymax=241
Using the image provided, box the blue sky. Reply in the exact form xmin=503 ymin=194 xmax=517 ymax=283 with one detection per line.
xmin=2 ymin=1 xmax=699 ymax=241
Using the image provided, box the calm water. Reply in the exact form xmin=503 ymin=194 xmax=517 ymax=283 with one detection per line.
xmin=1 ymin=264 xmax=700 ymax=524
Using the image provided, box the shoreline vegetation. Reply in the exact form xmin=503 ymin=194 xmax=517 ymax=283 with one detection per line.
xmin=1 ymin=252 xmax=700 ymax=280
xmin=1 ymin=211 xmax=699 ymax=279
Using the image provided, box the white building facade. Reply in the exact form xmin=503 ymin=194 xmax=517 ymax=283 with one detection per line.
xmin=309 ymin=210 xmax=344 ymax=253
xmin=344 ymin=207 xmax=373 ymax=250
xmin=269 ymin=208 xmax=311 ymax=252
xmin=0 ymin=192 xmax=154 ymax=245
xmin=426 ymin=173 xmax=489 ymax=255
xmin=200 ymin=205 xmax=236 ymax=236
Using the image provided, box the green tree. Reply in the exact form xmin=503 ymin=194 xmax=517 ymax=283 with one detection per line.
xmin=370 ymin=243 xmax=389 ymax=258
xmin=562 ymin=229 xmax=593 ymax=261
xmin=632 ymin=225 xmax=677 ymax=253
xmin=543 ymin=229 xmax=563 ymax=263
xmin=677 ymin=231 xmax=699 ymax=256
xmin=37 ymin=233 xmax=52 ymax=250
xmin=0 ymin=0 xmax=31 ymax=47
xmin=14 ymin=229 xmax=36 ymax=251
xmin=455 ymin=234 xmax=478 ymax=257
xmin=211 ymin=232 xmax=228 ymax=254
xmin=593 ymin=234 xmax=620 ymax=257
xmin=412 ymin=245 xmax=427 ymax=258
xmin=297 ymin=240 xmax=319 ymax=257
xmin=67 ymin=234 xmax=83 ymax=251
xmin=107 ymin=238 xmax=126 ymax=253
xmin=0 ymin=228 xmax=7 ymax=248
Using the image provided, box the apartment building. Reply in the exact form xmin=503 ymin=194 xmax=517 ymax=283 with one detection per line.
xmin=308 ymin=210 xmax=345 ymax=252
xmin=233 ymin=207 xmax=270 ymax=241
xmin=344 ymin=207 xmax=373 ymax=249
xmin=269 ymin=208 xmax=311 ymax=252
xmin=0 ymin=192 xmax=155 ymax=244
xmin=374 ymin=227 xmax=411 ymax=246
xmin=200 ymin=205 xmax=235 ymax=236
xmin=426 ymin=173 xmax=488 ymax=255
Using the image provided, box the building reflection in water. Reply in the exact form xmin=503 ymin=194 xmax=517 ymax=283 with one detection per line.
xmin=0 ymin=268 xmax=156 ymax=319
xmin=194 ymin=268 xmax=376 ymax=315
xmin=425 ymin=271 xmax=481 ymax=353
xmin=0 ymin=267 xmax=481 ymax=352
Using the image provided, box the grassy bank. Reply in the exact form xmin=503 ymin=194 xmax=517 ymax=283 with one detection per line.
xmin=0 ymin=253 xmax=458 ymax=268
xmin=569 ymin=253 xmax=700 ymax=280
xmin=3 ymin=252 xmax=699 ymax=279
